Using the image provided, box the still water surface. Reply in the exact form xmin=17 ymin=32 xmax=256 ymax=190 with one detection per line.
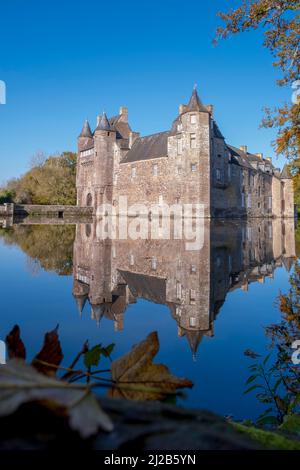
xmin=0 ymin=218 xmax=297 ymax=420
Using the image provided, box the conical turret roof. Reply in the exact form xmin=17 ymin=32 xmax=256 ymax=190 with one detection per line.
xmin=181 ymin=87 xmax=208 ymax=114
xmin=79 ymin=119 xmax=93 ymax=138
xmin=183 ymin=329 xmax=204 ymax=361
xmin=95 ymin=112 xmax=114 ymax=131
xmin=281 ymin=164 xmax=292 ymax=179
xmin=74 ymin=295 xmax=88 ymax=316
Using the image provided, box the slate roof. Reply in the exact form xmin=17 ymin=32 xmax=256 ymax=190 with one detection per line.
xmin=181 ymin=88 xmax=208 ymax=114
xmin=118 ymin=270 xmax=166 ymax=304
xmin=227 ymin=145 xmax=254 ymax=170
xmin=213 ymin=121 xmax=224 ymax=139
xmin=95 ymin=112 xmax=114 ymax=132
xmin=120 ymin=131 xmax=170 ymax=164
xmin=281 ymin=164 xmax=292 ymax=179
xmin=109 ymin=115 xmax=132 ymax=139
xmin=79 ymin=119 xmax=93 ymax=138
xmin=181 ymin=328 xmax=205 ymax=360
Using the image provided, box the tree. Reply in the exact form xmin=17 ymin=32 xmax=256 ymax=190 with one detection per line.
xmin=0 ymin=151 xmax=77 ymax=205
xmin=216 ymin=0 xmax=300 ymax=161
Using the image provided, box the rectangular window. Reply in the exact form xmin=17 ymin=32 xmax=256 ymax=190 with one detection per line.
xmin=268 ymin=224 xmax=272 ymax=238
xmin=151 ymin=258 xmax=157 ymax=270
xmin=175 ymin=307 xmax=181 ymax=317
xmin=129 ymin=254 xmax=134 ymax=266
xmin=228 ymin=164 xmax=231 ymax=181
xmin=190 ymin=289 xmax=196 ymax=301
xmin=247 ymin=227 xmax=252 ymax=241
xmin=190 ymin=133 xmax=196 ymax=149
xmin=191 ymin=265 xmax=197 ymax=273
xmin=80 ymin=148 xmax=94 ymax=158
xmin=153 ymin=164 xmax=158 ymax=176
xmin=176 ymin=282 xmax=182 ymax=300
xmin=177 ymin=166 xmax=182 ymax=175
xmin=190 ymin=114 xmax=197 ymax=124
xmin=177 ymin=136 xmax=182 ymax=155
xmin=131 ymin=167 xmax=136 ymax=178
xmin=189 ymin=317 xmax=196 ymax=327
xmin=216 ymin=168 xmax=221 ymax=181
xmin=191 ymin=163 xmax=197 ymax=172
xmin=247 ymin=194 xmax=252 ymax=208
xmin=241 ymin=192 xmax=245 ymax=208
xmin=268 ymin=196 xmax=272 ymax=209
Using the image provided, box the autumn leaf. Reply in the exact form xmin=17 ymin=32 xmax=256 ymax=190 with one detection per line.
xmin=109 ymin=331 xmax=193 ymax=400
xmin=5 ymin=325 xmax=26 ymax=360
xmin=0 ymin=360 xmax=113 ymax=437
xmin=32 ymin=325 xmax=63 ymax=376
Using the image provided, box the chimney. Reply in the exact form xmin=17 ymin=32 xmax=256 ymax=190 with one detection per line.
xmin=240 ymin=145 xmax=248 ymax=154
xmin=129 ymin=131 xmax=140 ymax=148
xmin=255 ymin=153 xmax=263 ymax=159
xmin=179 ymin=104 xmax=185 ymax=114
xmin=206 ymin=104 xmax=214 ymax=117
xmin=119 ymin=106 xmax=128 ymax=123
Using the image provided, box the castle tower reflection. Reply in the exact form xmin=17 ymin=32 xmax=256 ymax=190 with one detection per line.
xmin=72 ymin=218 xmax=296 ymax=357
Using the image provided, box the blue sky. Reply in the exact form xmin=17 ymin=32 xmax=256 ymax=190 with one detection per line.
xmin=0 ymin=0 xmax=291 ymax=182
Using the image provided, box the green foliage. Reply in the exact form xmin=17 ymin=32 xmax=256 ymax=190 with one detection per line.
xmin=0 ymin=189 xmax=14 ymax=204
xmin=280 ymin=414 xmax=300 ymax=435
xmin=216 ymin=0 xmax=300 ymax=160
xmin=84 ymin=343 xmax=115 ymax=368
xmin=232 ymin=422 xmax=300 ymax=450
xmin=244 ymin=261 xmax=300 ymax=427
xmin=84 ymin=345 xmax=103 ymax=368
xmin=0 ymin=225 xmax=75 ymax=275
xmin=0 ymin=151 xmax=77 ymax=205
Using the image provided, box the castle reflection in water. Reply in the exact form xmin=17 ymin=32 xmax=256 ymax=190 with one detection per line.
xmin=72 ymin=218 xmax=296 ymax=358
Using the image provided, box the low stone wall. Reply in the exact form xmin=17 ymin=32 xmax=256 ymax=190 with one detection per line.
xmin=14 ymin=204 xmax=93 ymax=218
xmin=0 ymin=203 xmax=14 ymax=216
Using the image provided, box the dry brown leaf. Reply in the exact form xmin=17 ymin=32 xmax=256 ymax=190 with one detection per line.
xmin=5 ymin=325 xmax=26 ymax=360
xmin=32 ymin=325 xmax=63 ymax=376
xmin=110 ymin=331 xmax=193 ymax=400
xmin=0 ymin=359 xmax=113 ymax=437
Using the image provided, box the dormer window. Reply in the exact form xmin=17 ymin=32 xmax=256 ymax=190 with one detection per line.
xmin=190 ymin=114 xmax=197 ymax=124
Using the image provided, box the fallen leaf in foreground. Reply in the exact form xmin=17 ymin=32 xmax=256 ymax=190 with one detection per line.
xmin=0 ymin=360 xmax=113 ymax=438
xmin=110 ymin=331 xmax=193 ymax=400
xmin=5 ymin=325 xmax=26 ymax=360
xmin=32 ymin=325 xmax=63 ymax=376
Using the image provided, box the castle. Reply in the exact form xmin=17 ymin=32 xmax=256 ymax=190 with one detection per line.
xmin=72 ymin=218 xmax=296 ymax=358
xmin=76 ymin=87 xmax=294 ymax=218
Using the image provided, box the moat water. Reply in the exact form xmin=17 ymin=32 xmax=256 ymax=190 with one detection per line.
xmin=0 ymin=218 xmax=298 ymax=421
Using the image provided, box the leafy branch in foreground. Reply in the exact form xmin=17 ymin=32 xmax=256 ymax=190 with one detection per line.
xmin=243 ymin=261 xmax=300 ymax=427
xmin=1 ymin=325 xmax=193 ymax=438
xmin=216 ymin=0 xmax=300 ymax=160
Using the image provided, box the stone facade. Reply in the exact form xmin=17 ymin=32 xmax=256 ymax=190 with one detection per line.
xmin=76 ymin=88 xmax=294 ymax=218
xmin=72 ymin=218 xmax=296 ymax=358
